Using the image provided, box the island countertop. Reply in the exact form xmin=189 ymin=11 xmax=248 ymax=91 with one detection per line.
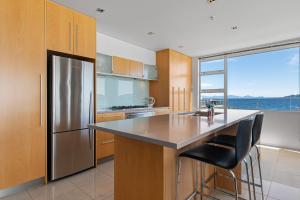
xmin=89 ymin=109 xmax=260 ymax=149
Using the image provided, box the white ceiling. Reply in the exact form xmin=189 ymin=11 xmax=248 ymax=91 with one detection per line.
xmin=54 ymin=0 xmax=300 ymax=57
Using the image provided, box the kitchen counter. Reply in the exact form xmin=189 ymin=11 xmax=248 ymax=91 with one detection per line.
xmin=89 ymin=109 xmax=260 ymax=200
xmin=96 ymin=106 xmax=170 ymax=114
xmin=90 ymin=109 xmax=259 ymax=149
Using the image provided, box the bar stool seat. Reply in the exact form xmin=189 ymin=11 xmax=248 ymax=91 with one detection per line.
xmin=180 ymin=144 xmax=237 ymax=169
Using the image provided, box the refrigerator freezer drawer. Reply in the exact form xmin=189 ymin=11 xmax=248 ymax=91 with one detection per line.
xmin=51 ymin=129 xmax=94 ymax=180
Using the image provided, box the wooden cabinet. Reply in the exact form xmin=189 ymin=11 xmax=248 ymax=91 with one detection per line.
xmin=46 ymin=1 xmax=96 ymax=58
xmin=112 ymin=56 xmax=144 ymax=78
xmin=96 ymin=112 xmax=125 ymax=160
xmin=150 ymin=49 xmax=192 ymax=113
xmin=0 ymin=0 xmax=46 ymax=189
xmin=47 ymin=1 xmax=73 ymax=55
xmin=73 ymin=11 xmax=96 ymax=58
xmin=129 ymin=60 xmax=144 ymax=78
xmin=112 ymin=56 xmax=130 ymax=75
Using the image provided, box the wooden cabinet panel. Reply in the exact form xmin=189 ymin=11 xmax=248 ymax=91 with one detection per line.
xmin=0 ymin=0 xmax=46 ymax=189
xmin=112 ymin=56 xmax=130 ymax=75
xmin=129 ymin=60 xmax=143 ymax=78
xmin=47 ymin=0 xmax=96 ymax=58
xmin=47 ymin=1 xmax=73 ymax=54
xmin=99 ymin=132 xmax=114 ymax=142
xmin=169 ymin=50 xmax=192 ymax=112
xmin=97 ymin=142 xmax=115 ymax=159
xmin=73 ymin=11 xmax=96 ymax=59
xmin=96 ymin=112 xmax=125 ymax=160
xmin=150 ymin=49 xmax=192 ymax=112
xmin=100 ymin=112 xmax=125 ymax=122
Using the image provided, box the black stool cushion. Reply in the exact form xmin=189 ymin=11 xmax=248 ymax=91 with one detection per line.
xmin=180 ymin=144 xmax=237 ymax=169
xmin=208 ymin=135 xmax=236 ymax=147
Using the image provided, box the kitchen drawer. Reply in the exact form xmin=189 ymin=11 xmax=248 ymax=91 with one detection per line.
xmin=97 ymin=141 xmax=114 ymax=159
xmin=97 ymin=131 xmax=114 ymax=142
xmin=98 ymin=112 xmax=125 ymax=122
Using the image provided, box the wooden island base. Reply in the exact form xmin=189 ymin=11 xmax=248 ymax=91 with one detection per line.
xmin=114 ymin=125 xmax=241 ymax=200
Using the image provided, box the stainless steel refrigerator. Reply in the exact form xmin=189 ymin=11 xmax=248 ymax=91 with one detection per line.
xmin=48 ymin=55 xmax=94 ymax=181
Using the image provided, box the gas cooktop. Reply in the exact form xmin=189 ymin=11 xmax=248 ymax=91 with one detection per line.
xmin=111 ymin=105 xmax=148 ymax=110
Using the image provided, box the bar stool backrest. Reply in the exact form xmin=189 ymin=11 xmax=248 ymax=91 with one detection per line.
xmin=251 ymin=113 xmax=264 ymax=147
xmin=235 ymin=119 xmax=254 ymax=163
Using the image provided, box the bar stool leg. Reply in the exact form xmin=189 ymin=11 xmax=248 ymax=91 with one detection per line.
xmin=249 ymin=154 xmax=257 ymax=200
xmin=194 ymin=161 xmax=199 ymax=199
xmin=243 ymin=159 xmax=252 ymax=200
xmin=213 ymin=167 xmax=217 ymax=189
xmin=200 ymin=163 xmax=205 ymax=200
xmin=255 ymin=145 xmax=264 ymax=199
xmin=176 ymin=157 xmax=183 ymax=200
xmin=229 ymin=170 xmax=239 ymax=200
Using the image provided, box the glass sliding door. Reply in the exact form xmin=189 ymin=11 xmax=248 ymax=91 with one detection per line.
xmin=199 ymin=57 xmax=227 ymax=109
xmin=197 ymin=43 xmax=300 ymax=150
xmin=227 ymin=47 xmax=300 ymax=112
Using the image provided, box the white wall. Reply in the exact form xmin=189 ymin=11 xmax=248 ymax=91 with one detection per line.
xmin=96 ymin=33 xmax=156 ymax=65
xmin=261 ymin=111 xmax=300 ymax=151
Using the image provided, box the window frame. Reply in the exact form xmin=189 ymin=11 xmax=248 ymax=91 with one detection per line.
xmin=197 ymin=42 xmax=300 ymax=112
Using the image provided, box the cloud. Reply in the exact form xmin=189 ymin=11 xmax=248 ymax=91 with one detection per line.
xmin=247 ymin=82 xmax=256 ymax=86
xmin=228 ymin=58 xmax=239 ymax=63
xmin=288 ymin=53 xmax=299 ymax=66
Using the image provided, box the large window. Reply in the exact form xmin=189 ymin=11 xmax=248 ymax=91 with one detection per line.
xmin=199 ymin=45 xmax=300 ymax=112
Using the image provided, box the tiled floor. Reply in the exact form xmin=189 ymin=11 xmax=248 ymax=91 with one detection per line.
xmin=1 ymin=146 xmax=300 ymax=200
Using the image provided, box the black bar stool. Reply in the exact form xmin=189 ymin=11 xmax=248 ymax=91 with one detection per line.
xmin=176 ymin=119 xmax=254 ymax=200
xmin=208 ymin=113 xmax=264 ymax=200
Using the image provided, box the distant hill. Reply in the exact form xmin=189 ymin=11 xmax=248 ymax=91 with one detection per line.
xmin=283 ymin=94 xmax=300 ymax=98
xmin=228 ymin=95 xmax=265 ymax=99
xmin=203 ymin=94 xmax=299 ymax=99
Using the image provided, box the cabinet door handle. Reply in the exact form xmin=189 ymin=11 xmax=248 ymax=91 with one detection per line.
xmin=102 ymin=139 xmax=114 ymax=144
xmin=76 ymin=24 xmax=78 ymax=51
xmin=178 ymin=87 xmax=180 ymax=112
xmin=40 ymin=74 xmax=43 ymax=127
xmin=183 ymin=88 xmax=186 ymax=112
xmin=172 ymin=87 xmax=175 ymax=112
xmin=69 ymin=22 xmax=72 ymax=50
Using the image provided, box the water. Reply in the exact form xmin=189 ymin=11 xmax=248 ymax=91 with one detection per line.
xmin=228 ymin=97 xmax=300 ymax=111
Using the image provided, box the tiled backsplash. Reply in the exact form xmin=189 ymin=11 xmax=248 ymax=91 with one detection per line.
xmin=96 ymin=75 xmax=149 ymax=110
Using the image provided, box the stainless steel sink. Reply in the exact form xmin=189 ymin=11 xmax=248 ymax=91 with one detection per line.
xmin=178 ymin=111 xmax=222 ymax=117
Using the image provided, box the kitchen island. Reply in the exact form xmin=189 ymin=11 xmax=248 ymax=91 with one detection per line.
xmin=89 ymin=109 xmax=259 ymax=200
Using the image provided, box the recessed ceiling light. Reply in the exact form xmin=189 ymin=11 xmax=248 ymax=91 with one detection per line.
xmin=147 ymin=32 xmax=155 ymax=36
xmin=232 ymin=26 xmax=238 ymax=30
xmin=207 ymin=0 xmax=216 ymax=4
xmin=96 ymin=8 xmax=105 ymax=14
xmin=178 ymin=45 xmax=184 ymax=49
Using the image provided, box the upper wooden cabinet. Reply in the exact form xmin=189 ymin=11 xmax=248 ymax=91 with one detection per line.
xmin=0 ymin=0 xmax=46 ymax=189
xmin=46 ymin=1 xmax=96 ymax=59
xmin=112 ymin=56 xmax=144 ymax=78
xmin=112 ymin=56 xmax=130 ymax=75
xmin=73 ymin=12 xmax=96 ymax=58
xmin=47 ymin=1 xmax=73 ymax=55
xmin=129 ymin=60 xmax=144 ymax=78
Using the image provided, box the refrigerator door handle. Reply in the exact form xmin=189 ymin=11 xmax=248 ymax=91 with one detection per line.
xmin=88 ymin=92 xmax=93 ymax=149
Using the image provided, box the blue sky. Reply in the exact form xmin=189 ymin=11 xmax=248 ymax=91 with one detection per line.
xmin=201 ymin=47 xmax=300 ymax=97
